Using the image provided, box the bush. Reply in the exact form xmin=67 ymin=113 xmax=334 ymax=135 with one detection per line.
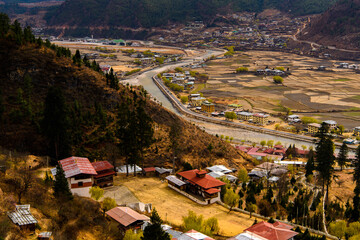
xmin=273 ymin=76 xmax=283 ymax=84
xmin=236 ymin=67 xmax=249 ymax=73
xmin=180 ymin=96 xmax=188 ymax=103
xmin=275 ymin=67 xmax=285 ymax=71
xmin=301 ymin=116 xmax=320 ymax=124
xmin=175 ymin=67 xmax=183 ymax=72
xmin=125 ymin=69 xmax=141 ymax=76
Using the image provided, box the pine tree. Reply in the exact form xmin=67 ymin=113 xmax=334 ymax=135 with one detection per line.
xmin=352 ymin=145 xmax=360 ymax=221
xmin=53 ymin=164 xmax=72 ymax=200
xmin=41 ymin=87 xmax=71 ymax=160
xmin=142 ymin=208 xmax=170 ymax=240
xmin=337 ymin=142 xmax=348 ymax=171
xmin=315 ymin=123 xmax=335 ymax=195
xmin=305 ymin=149 xmax=315 ymax=177
xmin=0 ymin=13 xmax=10 ymax=38
xmin=0 ymin=89 xmax=4 ymax=123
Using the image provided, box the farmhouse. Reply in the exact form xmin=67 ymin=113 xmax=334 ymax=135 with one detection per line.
xmin=201 ymin=101 xmax=215 ymax=113
xmin=229 ymin=221 xmax=298 ymax=240
xmin=191 ymin=97 xmax=206 ymax=107
xmin=238 ymin=111 xmax=253 ymax=121
xmin=308 ymin=123 xmax=321 ymax=134
xmin=92 ymin=161 xmax=116 ymax=187
xmin=7 ymin=205 xmax=37 ymax=232
xmin=323 ymin=120 xmax=337 ymax=130
xmin=106 ymin=207 xmax=150 ymax=232
xmin=58 ymin=156 xmax=97 ymax=197
xmin=177 ymin=169 xmax=225 ymax=204
xmin=253 ymin=113 xmax=269 ymax=125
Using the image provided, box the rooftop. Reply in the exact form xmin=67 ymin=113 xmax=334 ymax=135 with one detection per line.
xmin=59 ymin=156 xmax=97 ymax=178
xmin=106 ymin=207 xmax=150 ymax=227
xmin=7 ymin=205 xmax=37 ymax=226
xmin=243 ymin=221 xmax=298 ymax=240
xmin=177 ymin=169 xmax=225 ymax=189
xmin=92 ymin=161 xmax=114 ymax=172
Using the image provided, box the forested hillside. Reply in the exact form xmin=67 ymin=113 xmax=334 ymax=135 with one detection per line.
xmin=46 ymin=0 xmax=337 ymax=28
xmin=299 ymin=0 xmax=360 ymax=49
xmin=0 ymin=13 xmax=253 ymax=169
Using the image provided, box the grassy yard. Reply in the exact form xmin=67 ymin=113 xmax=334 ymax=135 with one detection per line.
xmin=119 ymin=177 xmax=255 ymax=237
xmin=190 ymin=83 xmax=206 ymax=94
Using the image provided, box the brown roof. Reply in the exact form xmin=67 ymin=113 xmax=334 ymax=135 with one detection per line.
xmin=177 ymin=169 xmax=225 ymax=189
xmin=106 ymin=207 xmax=149 ymax=227
xmin=92 ymin=161 xmax=114 ymax=172
xmin=245 ymin=221 xmax=298 ymax=240
xmin=205 ymin=188 xmax=220 ymax=194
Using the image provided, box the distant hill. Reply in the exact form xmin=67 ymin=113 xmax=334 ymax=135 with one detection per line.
xmin=0 ymin=19 xmax=253 ymax=169
xmin=45 ymin=0 xmax=337 ymax=28
xmin=298 ymin=0 xmax=360 ymax=49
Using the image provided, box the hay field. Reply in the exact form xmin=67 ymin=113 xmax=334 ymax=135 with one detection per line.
xmin=120 ymin=177 xmax=255 ymax=237
xmin=195 ymin=50 xmax=360 ymax=128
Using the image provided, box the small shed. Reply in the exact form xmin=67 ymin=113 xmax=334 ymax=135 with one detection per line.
xmin=155 ymin=167 xmax=172 ymax=179
xmin=38 ymin=232 xmax=52 ymax=240
xmin=142 ymin=167 xmax=156 ymax=177
xmin=8 ymin=205 xmax=37 ymax=232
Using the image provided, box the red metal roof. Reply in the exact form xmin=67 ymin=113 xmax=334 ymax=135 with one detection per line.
xmin=177 ymin=169 xmax=225 ymax=189
xmin=143 ymin=167 xmax=156 ymax=172
xmin=205 ymin=188 xmax=220 ymax=194
xmin=92 ymin=161 xmax=114 ymax=172
xmin=245 ymin=221 xmax=298 ymax=240
xmin=106 ymin=207 xmax=149 ymax=227
xmin=94 ymin=170 xmax=116 ymax=179
xmin=59 ymin=156 xmax=97 ymax=178
xmin=273 ymin=221 xmax=294 ymax=230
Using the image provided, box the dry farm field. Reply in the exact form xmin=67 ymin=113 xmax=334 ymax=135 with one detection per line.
xmin=118 ymin=176 xmax=255 ymax=237
xmin=194 ymin=50 xmax=360 ymax=128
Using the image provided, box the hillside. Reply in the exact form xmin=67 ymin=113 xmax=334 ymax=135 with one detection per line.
xmin=0 ymin=26 xmax=253 ymax=169
xmin=298 ymin=0 xmax=360 ymax=50
xmin=45 ymin=0 xmax=337 ymax=29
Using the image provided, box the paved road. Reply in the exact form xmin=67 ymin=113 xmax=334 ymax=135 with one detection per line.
xmin=125 ymin=48 xmax=354 ymax=149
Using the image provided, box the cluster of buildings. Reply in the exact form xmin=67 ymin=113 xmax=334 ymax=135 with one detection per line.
xmin=237 ymin=145 xmax=309 ymax=162
xmin=237 ymin=112 xmax=270 ymax=125
xmin=51 ymin=156 xmax=116 ymax=197
xmin=256 ymin=68 xmax=286 ymax=76
xmin=163 ymin=71 xmax=197 ymax=90
xmin=338 ymin=62 xmax=359 ymax=69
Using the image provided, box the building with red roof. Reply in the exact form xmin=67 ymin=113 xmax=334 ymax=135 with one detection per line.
xmin=229 ymin=221 xmax=298 ymax=240
xmin=92 ymin=161 xmax=116 ymax=187
xmin=58 ymin=156 xmax=97 ymax=197
xmin=177 ymin=169 xmax=225 ymax=204
xmin=106 ymin=207 xmax=149 ymax=231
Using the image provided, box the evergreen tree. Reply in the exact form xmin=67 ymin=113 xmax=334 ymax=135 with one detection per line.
xmin=41 ymin=87 xmax=71 ymax=160
xmin=53 ymin=164 xmax=72 ymax=200
xmin=352 ymin=145 xmax=360 ymax=221
xmin=142 ymin=208 xmax=170 ymax=240
xmin=0 ymin=13 xmax=10 ymax=38
xmin=0 ymin=89 xmax=4 ymax=123
xmin=305 ymin=149 xmax=315 ymax=177
xmin=315 ymin=123 xmax=335 ymax=195
xmin=337 ymin=142 xmax=348 ymax=171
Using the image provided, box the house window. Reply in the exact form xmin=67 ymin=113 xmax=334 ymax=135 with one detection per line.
xmin=78 ymin=182 xmax=83 ymax=187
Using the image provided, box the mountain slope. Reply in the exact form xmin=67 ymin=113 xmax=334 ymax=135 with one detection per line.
xmin=299 ymin=0 xmax=360 ymax=49
xmin=0 ymin=38 xmax=253 ymax=169
xmin=45 ymin=0 xmax=337 ymax=28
